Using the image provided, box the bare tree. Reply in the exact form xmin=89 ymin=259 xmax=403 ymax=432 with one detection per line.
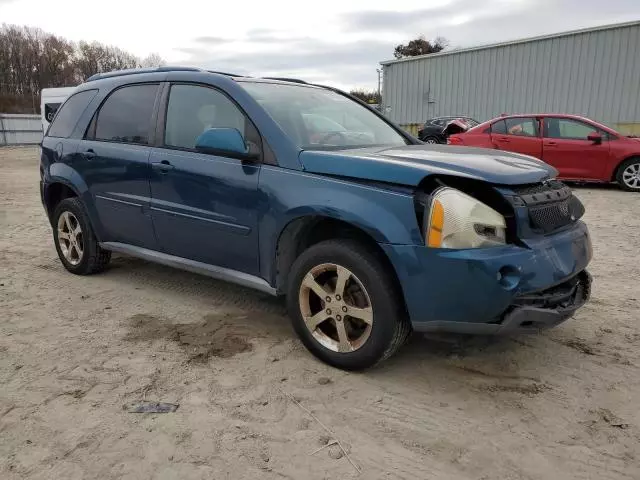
xmin=0 ymin=23 xmax=166 ymax=113
xmin=141 ymin=53 xmax=165 ymax=68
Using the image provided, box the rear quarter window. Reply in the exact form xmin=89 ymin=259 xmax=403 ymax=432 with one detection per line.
xmin=47 ymin=90 xmax=98 ymax=138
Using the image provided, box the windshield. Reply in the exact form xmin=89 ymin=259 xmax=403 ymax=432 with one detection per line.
xmin=241 ymin=82 xmax=408 ymax=149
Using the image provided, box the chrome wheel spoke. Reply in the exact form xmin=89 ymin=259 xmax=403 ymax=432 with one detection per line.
xmin=335 ymin=320 xmax=353 ymax=353
xmin=58 ymin=230 xmax=71 ymax=241
xmin=334 ymin=266 xmax=350 ymax=298
xmin=63 ymin=212 xmax=73 ymax=233
xmin=302 ymin=274 xmax=329 ymax=299
xmin=347 ymin=306 xmax=373 ymax=325
xmin=304 ymin=310 xmax=330 ymax=331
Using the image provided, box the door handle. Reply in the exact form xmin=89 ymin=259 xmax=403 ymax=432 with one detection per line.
xmin=545 ymin=142 xmax=558 ymax=147
xmin=496 ymin=137 xmax=510 ymax=143
xmin=83 ymin=149 xmax=95 ymax=160
xmin=151 ymin=161 xmax=174 ymax=173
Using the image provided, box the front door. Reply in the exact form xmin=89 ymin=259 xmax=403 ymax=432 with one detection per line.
xmin=76 ymin=83 xmax=160 ymax=249
xmin=490 ymin=117 xmax=542 ymax=159
xmin=148 ymin=83 xmax=262 ymax=275
xmin=542 ymin=117 xmax=611 ymax=180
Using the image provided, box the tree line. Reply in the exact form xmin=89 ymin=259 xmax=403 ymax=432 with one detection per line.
xmin=1 ymin=24 xmax=444 ymax=114
xmin=0 ymin=24 xmax=164 ymax=113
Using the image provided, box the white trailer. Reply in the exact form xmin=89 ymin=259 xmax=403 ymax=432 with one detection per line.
xmin=40 ymin=87 xmax=77 ymax=132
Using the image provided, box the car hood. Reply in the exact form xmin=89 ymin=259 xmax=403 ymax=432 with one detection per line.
xmin=299 ymin=145 xmax=557 ymax=186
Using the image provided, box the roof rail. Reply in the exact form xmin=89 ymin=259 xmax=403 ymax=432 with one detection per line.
xmin=262 ymin=77 xmax=307 ymax=84
xmin=86 ymin=66 xmax=203 ymax=82
xmin=206 ymin=70 xmax=244 ymax=77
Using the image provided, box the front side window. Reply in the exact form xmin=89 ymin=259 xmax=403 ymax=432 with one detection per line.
xmin=544 ymin=118 xmax=604 ymax=140
xmin=164 ymin=84 xmax=246 ymax=149
xmin=94 ymin=84 xmax=158 ymax=145
xmin=241 ymin=82 xmax=408 ymax=149
xmin=47 ymin=90 xmax=97 ymax=138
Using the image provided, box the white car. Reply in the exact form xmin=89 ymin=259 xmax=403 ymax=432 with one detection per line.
xmin=40 ymin=87 xmax=77 ymax=133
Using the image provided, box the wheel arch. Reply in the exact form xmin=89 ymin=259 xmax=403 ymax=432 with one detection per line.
xmin=44 ymin=181 xmax=80 ymax=222
xmin=612 ymin=155 xmax=640 ymax=182
xmin=273 ymin=215 xmax=406 ymax=307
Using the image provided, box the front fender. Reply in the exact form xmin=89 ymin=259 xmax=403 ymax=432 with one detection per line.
xmin=257 ymin=166 xmax=423 ymax=286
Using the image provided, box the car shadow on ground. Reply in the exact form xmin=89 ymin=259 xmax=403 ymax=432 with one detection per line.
xmin=102 ymin=254 xmax=535 ymax=370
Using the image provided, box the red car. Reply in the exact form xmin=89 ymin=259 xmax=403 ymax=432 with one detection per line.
xmin=448 ymin=114 xmax=640 ymax=191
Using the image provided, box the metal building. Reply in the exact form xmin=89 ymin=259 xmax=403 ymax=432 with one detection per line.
xmin=381 ymin=21 xmax=640 ymax=136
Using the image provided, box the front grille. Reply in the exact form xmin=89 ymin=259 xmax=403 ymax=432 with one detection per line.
xmin=511 ymin=181 xmax=584 ymax=234
xmin=528 ymin=195 xmax=584 ymax=233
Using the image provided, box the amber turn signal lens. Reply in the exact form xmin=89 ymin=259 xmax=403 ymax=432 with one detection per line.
xmin=427 ymin=199 xmax=444 ymax=247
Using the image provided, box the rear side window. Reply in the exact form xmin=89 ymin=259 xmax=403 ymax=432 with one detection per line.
xmin=493 ymin=118 xmax=538 ymax=137
xmin=505 ymin=117 xmax=538 ymax=136
xmin=47 ymin=90 xmax=97 ymax=138
xmin=93 ymin=84 xmax=158 ymax=145
xmin=491 ymin=120 xmax=507 ymax=134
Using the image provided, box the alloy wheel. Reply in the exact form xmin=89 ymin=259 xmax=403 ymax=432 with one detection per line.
xmin=298 ymin=263 xmax=373 ymax=353
xmin=57 ymin=211 xmax=84 ymax=265
xmin=622 ymin=162 xmax=640 ymax=189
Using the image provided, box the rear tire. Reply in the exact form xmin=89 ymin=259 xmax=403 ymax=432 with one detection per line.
xmin=52 ymin=198 xmax=111 ymax=275
xmin=616 ymin=157 xmax=640 ymax=192
xmin=286 ymin=239 xmax=411 ymax=370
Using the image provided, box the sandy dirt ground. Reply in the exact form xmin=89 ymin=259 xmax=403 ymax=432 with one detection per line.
xmin=1 ymin=146 xmax=639 ymax=480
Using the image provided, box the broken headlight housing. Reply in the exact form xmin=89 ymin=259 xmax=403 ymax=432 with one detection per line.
xmin=425 ymin=187 xmax=506 ymax=249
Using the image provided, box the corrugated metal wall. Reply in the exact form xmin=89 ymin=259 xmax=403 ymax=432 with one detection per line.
xmin=382 ymin=22 xmax=640 ymax=135
xmin=0 ymin=114 xmax=42 ymax=146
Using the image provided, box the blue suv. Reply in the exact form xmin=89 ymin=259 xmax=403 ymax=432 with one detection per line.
xmin=40 ymin=67 xmax=592 ymax=370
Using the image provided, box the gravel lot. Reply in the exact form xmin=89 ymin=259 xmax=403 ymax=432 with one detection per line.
xmin=1 ymin=146 xmax=639 ymax=480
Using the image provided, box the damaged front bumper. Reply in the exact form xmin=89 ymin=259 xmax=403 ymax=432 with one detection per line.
xmin=416 ymin=271 xmax=592 ymax=334
xmin=380 ymin=220 xmax=593 ymax=334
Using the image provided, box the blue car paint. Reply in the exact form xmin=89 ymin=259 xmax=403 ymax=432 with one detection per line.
xmin=148 ymin=147 xmax=262 ymax=274
xmin=300 ymin=144 xmax=558 ymax=186
xmin=381 ymin=221 xmax=592 ymax=329
xmin=41 ymin=69 xmax=592 ymax=333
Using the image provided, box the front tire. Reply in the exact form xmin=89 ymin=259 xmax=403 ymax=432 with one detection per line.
xmin=616 ymin=157 xmax=640 ymax=192
xmin=52 ymin=197 xmax=111 ymax=275
xmin=286 ymin=240 xmax=411 ymax=370
xmin=423 ymin=136 xmax=440 ymax=144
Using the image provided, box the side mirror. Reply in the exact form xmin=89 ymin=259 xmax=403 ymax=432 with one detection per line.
xmin=587 ymin=132 xmax=602 ymax=145
xmin=195 ymin=128 xmax=259 ymax=161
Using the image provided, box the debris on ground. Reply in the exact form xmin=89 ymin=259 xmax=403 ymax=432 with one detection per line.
xmin=124 ymin=401 xmax=179 ymax=413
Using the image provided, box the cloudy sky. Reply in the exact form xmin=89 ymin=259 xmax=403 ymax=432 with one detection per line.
xmin=1 ymin=0 xmax=638 ymax=90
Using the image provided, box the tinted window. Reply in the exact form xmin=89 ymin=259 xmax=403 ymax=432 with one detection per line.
xmin=504 ymin=117 xmax=538 ymax=136
xmin=95 ymin=84 xmax=158 ymax=144
xmin=491 ymin=120 xmax=507 ymax=134
xmin=164 ymin=84 xmax=246 ymax=149
xmin=544 ymin=118 xmax=603 ymax=140
xmin=47 ymin=90 xmax=97 ymax=138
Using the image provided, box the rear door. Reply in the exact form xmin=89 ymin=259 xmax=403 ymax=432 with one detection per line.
xmin=542 ymin=117 xmax=611 ymax=180
xmin=77 ymin=83 xmax=160 ymax=249
xmin=490 ymin=117 xmax=542 ymax=159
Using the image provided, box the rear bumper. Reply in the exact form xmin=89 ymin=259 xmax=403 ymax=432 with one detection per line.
xmin=380 ymin=221 xmax=592 ymax=333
